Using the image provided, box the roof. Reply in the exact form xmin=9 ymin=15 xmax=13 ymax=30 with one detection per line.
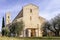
xmin=23 ymin=3 xmax=39 ymax=8
xmin=13 ymin=9 xmax=23 ymax=22
xmin=39 ymin=16 xmax=46 ymax=24
xmin=12 ymin=4 xmax=39 ymax=22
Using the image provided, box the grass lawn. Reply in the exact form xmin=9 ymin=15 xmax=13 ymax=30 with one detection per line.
xmin=0 ymin=36 xmax=60 ymax=40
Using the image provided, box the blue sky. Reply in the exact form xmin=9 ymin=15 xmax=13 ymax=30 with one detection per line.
xmin=0 ymin=0 xmax=60 ymax=31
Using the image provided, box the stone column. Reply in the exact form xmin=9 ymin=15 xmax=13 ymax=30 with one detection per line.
xmin=36 ymin=29 xmax=38 ymax=37
xmin=39 ymin=29 xmax=43 ymax=37
xmin=28 ymin=29 xmax=31 ymax=37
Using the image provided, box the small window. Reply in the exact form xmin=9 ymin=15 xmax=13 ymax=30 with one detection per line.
xmin=30 ymin=9 xmax=32 ymax=13
xmin=30 ymin=16 xmax=32 ymax=20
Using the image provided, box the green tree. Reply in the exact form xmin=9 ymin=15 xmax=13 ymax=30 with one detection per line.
xmin=2 ymin=17 xmax=5 ymax=36
xmin=51 ymin=14 xmax=60 ymax=36
xmin=42 ymin=21 xmax=51 ymax=36
xmin=42 ymin=14 xmax=60 ymax=36
xmin=10 ymin=21 xmax=24 ymax=37
xmin=2 ymin=27 xmax=10 ymax=36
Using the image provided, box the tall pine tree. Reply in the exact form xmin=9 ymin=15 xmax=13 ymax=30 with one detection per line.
xmin=2 ymin=17 xmax=5 ymax=36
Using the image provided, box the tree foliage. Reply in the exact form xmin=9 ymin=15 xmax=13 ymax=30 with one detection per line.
xmin=10 ymin=21 xmax=24 ymax=37
xmin=2 ymin=27 xmax=10 ymax=36
xmin=42 ymin=14 xmax=60 ymax=36
xmin=42 ymin=21 xmax=51 ymax=36
xmin=51 ymin=14 xmax=60 ymax=36
xmin=2 ymin=17 xmax=5 ymax=36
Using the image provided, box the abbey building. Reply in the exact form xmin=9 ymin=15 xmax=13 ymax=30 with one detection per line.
xmin=5 ymin=4 xmax=45 ymax=37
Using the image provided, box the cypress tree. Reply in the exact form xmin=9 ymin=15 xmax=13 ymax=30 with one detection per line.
xmin=2 ymin=17 xmax=5 ymax=36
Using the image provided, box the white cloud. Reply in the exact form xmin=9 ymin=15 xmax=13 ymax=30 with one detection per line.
xmin=39 ymin=0 xmax=60 ymax=20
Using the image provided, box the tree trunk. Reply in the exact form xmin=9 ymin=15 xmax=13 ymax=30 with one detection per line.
xmin=55 ymin=31 xmax=59 ymax=36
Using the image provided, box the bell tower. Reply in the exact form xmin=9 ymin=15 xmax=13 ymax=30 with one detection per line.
xmin=5 ymin=12 xmax=11 ymax=26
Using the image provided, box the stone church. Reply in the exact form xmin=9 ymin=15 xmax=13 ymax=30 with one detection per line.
xmin=5 ymin=4 xmax=45 ymax=37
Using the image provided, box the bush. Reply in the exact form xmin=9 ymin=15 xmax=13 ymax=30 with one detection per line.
xmin=2 ymin=27 xmax=10 ymax=36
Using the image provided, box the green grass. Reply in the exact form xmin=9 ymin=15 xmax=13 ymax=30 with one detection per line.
xmin=0 ymin=36 xmax=60 ymax=40
xmin=0 ymin=36 xmax=20 ymax=40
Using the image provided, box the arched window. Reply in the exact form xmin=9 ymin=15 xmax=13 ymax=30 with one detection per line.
xmin=30 ymin=9 xmax=32 ymax=13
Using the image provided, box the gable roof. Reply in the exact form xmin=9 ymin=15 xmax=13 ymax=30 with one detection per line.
xmin=13 ymin=4 xmax=39 ymax=22
xmin=13 ymin=9 xmax=23 ymax=22
xmin=23 ymin=3 xmax=39 ymax=8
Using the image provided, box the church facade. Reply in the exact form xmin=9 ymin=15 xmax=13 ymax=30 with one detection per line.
xmin=5 ymin=4 xmax=45 ymax=37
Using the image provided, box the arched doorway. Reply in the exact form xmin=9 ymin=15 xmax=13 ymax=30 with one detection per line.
xmin=26 ymin=28 xmax=37 ymax=37
xmin=31 ymin=29 xmax=36 ymax=37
